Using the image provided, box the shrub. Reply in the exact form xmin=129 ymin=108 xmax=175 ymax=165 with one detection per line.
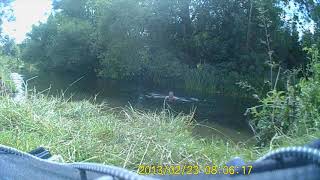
xmin=247 ymin=46 xmax=320 ymax=145
xmin=0 ymin=55 xmax=23 ymax=93
xmin=295 ymin=46 xmax=320 ymax=134
xmin=246 ymin=89 xmax=297 ymax=145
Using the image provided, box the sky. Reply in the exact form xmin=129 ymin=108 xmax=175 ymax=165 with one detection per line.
xmin=2 ymin=0 xmax=52 ymax=43
xmin=282 ymin=1 xmax=315 ymax=35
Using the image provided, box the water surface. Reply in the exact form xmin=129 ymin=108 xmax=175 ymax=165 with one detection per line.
xmin=24 ymin=71 xmax=255 ymax=143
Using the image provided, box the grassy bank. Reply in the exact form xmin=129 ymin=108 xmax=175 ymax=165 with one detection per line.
xmin=1 ymin=92 xmax=319 ymax=170
xmin=0 ymin=94 xmax=258 ymax=169
xmin=1 ymin=56 xmax=319 ymax=172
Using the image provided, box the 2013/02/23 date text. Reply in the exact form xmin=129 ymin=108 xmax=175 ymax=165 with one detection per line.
xmin=138 ymin=165 xmax=200 ymax=175
xmin=137 ymin=165 xmax=253 ymax=176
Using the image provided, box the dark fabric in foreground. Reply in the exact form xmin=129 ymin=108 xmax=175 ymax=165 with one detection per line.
xmin=0 ymin=140 xmax=319 ymax=180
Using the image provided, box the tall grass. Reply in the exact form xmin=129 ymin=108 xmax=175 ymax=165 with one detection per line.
xmin=184 ymin=67 xmax=218 ymax=94
xmin=0 ymin=93 xmax=258 ymax=170
xmin=182 ymin=65 xmax=251 ymax=97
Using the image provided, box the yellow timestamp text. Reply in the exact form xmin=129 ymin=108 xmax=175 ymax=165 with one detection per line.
xmin=137 ymin=165 xmax=253 ymax=176
xmin=204 ymin=165 xmax=253 ymax=175
xmin=138 ymin=165 xmax=200 ymax=175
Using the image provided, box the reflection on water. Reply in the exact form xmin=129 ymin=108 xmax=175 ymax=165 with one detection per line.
xmin=25 ymin=71 xmax=255 ymax=142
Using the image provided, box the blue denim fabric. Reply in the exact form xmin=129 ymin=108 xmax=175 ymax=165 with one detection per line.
xmin=1 ymin=142 xmax=320 ymax=180
xmin=0 ymin=145 xmax=156 ymax=180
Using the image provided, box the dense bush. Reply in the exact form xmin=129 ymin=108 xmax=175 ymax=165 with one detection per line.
xmin=246 ymin=89 xmax=297 ymax=145
xmin=296 ymin=46 xmax=320 ymax=134
xmin=247 ymin=46 xmax=320 ymax=145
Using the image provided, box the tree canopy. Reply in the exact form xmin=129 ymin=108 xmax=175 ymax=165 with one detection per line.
xmin=18 ymin=0 xmax=320 ymax=93
xmin=0 ymin=0 xmax=14 ymax=35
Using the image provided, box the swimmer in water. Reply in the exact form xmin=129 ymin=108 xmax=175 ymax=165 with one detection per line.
xmin=145 ymin=91 xmax=195 ymax=103
xmin=165 ymin=91 xmax=178 ymax=101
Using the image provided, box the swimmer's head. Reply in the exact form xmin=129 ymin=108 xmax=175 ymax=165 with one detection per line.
xmin=168 ymin=91 xmax=175 ymax=101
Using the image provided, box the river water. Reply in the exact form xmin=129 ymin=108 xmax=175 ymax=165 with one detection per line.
xmin=24 ymin=71 xmax=256 ymax=143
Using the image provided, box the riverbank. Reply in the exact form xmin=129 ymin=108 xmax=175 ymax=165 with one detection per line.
xmin=0 ymin=72 xmax=319 ymax=171
xmin=0 ymin=59 xmax=260 ymax=165
xmin=1 ymin=90 xmax=319 ymax=169
xmin=0 ymin=93 xmax=257 ymax=168
xmin=4 ymin=59 xmax=257 ymax=167
xmin=21 ymin=69 xmax=257 ymax=142
xmin=1 ymin=56 xmax=319 ymax=170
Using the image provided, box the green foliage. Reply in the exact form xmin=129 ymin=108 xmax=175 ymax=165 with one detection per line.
xmin=296 ymin=46 xmax=320 ymax=133
xmin=1 ymin=35 xmax=20 ymax=57
xmin=22 ymin=14 xmax=96 ymax=73
xmin=0 ymin=54 xmax=24 ymax=93
xmin=246 ymin=89 xmax=297 ymax=145
xmin=0 ymin=0 xmax=14 ymax=35
xmin=96 ymin=0 xmax=148 ymax=79
xmin=19 ymin=0 xmax=310 ymax=95
xmin=183 ymin=64 xmax=247 ymax=96
xmin=0 ymin=54 xmax=23 ymax=71
xmin=247 ymin=46 xmax=320 ymax=145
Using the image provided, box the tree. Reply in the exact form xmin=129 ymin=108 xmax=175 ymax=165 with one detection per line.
xmin=21 ymin=0 xmax=311 ymax=90
xmin=1 ymin=35 xmax=19 ymax=57
xmin=0 ymin=0 xmax=14 ymax=38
